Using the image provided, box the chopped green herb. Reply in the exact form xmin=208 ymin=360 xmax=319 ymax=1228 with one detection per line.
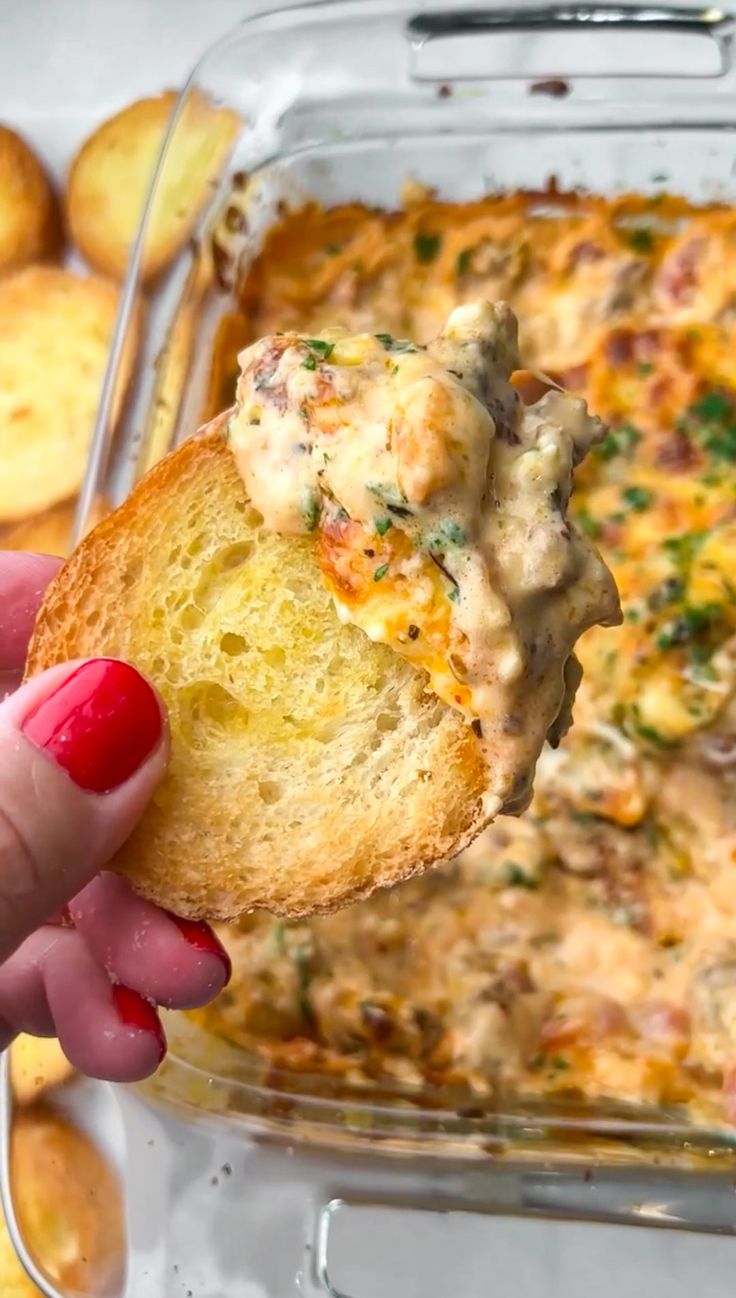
xmin=439 ymin=519 xmax=467 ymax=546
xmin=375 ymin=516 xmax=393 ymax=536
xmin=628 ymin=227 xmax=654 ymax=254
xmin=503 ymin=862 xmax=540 ymax=890
xmin=635 ymin=721 xmax=677 ymax=749
xmin=448 ymin=586 xmax=460 ymax=602
xmin=301 ymin=353 xmax=317 ymax=371
xmin=662 ymin=530 xmax=709 ymax=572
xmin=622 ymin=485 xmax=654 ymax=512
xmin=273 ymin=920 xmax=287 ymax=956
xmin=656 ymin=602 xmax=723 ymax=651
xmin=414 ymin=231 xmax=442 ymax=263
xmin=456 ymin=248 xmax=472 ymax=276
xmin=595 ymin=422 xmax=641 ymax=462
xmin=637 ymin=361 xmax=654 ymax=377
xmin=549 ymin=1056 xmax=571 ymax=1072
xmin=304 ymin=338 xmax=335 ymax=360
xmin=690 ymin=643 xmax=717 ymax=680
xmin=301 ymin=489 xmax=321 ymax=532
xmin=373 ymin=562 xmax=389 ymax=582
xmin=647 ymin=576 xmax=684 ymax=611
xmin=575 ymin=508 xmax=601 ymax=540
xmin=625 ymin=607 xmax=641 ymax=624
xmin=692 ymin=390 xmax=732 ymax=422
xmin=375 ymin=333 xmax=419 ymax=354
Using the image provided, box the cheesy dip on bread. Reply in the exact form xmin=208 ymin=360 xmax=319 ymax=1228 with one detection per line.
xmin=229 ymin=301 xmax=620 ymax=817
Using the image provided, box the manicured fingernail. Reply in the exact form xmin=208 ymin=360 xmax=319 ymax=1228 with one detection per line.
xmin=22 ymin=659 xmax=163 ymax=794
xmin=112 ymin=985 xmax=166 ymax=1060
xmin=167 ymin=914 xmax=232 ymax=985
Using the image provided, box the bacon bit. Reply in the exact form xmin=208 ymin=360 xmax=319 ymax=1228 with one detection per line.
xmin=657 ymin=236 xmax=705 ymax=306
xmin=556 ymin=363 xmax=589 ymax=392
xmin=567 ymin=239 xmax=606 ymax=270
xmin=631 ymin=1002 xmax=691 ymax=1052
xmin=632 ymin=328 xmax=662 ymax=361
xmin=656 ymin=428 xmax=698 ymax=471
xmin=600 ymin=519 xmax=624 ymax=546
xmin=603 ymin=328 xmax=636 ymax=366
xmin=541 ymin=996 xmax=630 ymax=1047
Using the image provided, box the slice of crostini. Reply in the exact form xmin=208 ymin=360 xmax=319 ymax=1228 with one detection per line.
xmin=66 ymin=89 xmax=239 ymax=283
xmin=26 ymin=302 xmax=619 ymax=920
xmin=0 ymin=266 xmax=140 ymax=522
xmin=0 ymin=124 xmax=62 ymax=276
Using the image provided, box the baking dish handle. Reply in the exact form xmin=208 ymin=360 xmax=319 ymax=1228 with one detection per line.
xmin=407 ymin=3 xmax=736 ymax=80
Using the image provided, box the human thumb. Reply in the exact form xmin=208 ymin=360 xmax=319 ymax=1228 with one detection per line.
xmin=0 ymin=657 xmax=167 ymax=963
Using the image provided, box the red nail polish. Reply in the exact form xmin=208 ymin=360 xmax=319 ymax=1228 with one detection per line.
xmin=22 ymin=659 xmax=162 ymax=794
xmin=112 ymin=985 xmax=166 ymax=1060
xmin=168 ymin=914 xmax=232 ymax=984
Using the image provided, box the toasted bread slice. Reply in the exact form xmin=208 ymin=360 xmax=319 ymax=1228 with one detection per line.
xmin=0 ymin=125 xmax=62 ymax=276
xmin=66 ymin=89 xmax=239 ymax=283
xmin=26 ymin=416 xmax=487 ymax=920
xmin=0 ymin=266 xmax=139 ymax=522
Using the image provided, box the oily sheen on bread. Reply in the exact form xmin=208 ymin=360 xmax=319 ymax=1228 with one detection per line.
xmin=26 ymin=416 xmax=487 ymax=920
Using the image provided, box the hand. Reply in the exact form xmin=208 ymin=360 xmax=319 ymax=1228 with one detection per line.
xmin=0 ymin=553 xmax=231 ymax=1082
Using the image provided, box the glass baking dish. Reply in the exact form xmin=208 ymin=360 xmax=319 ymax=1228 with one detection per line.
xmin=13 ymin=3 xmax=735 ymax=1283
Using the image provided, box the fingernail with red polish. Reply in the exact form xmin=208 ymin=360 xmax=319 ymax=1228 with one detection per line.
xmin=112 ymin=985 xmax=166 ymax=1060
xmin=168 ymin=914 xmax=232 ymax=985
xmin=22 ymin=659 xmax=163 ymax=794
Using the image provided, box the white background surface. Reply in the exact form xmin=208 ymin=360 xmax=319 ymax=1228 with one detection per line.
xmin=1 ymin=0 xmax=736 ymax=1293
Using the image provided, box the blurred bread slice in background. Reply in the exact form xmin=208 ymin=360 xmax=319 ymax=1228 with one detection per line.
xmin=9 ymin=1036 xmax=74 ymax=1106
xmin=1 ymin=496 xmax=109 ymax=557
xmin=0 ymin=126 xmax=62 ymax=277
xmin=66 ymin=88 xmax=239 ymax=283
xmin=0 ymin=266 xmax=140 ymax=522
xmin=10 ymin=1109 xmax=124 ymax=1296
xmin=0 ymin=1205 xmax=41 ymax=1296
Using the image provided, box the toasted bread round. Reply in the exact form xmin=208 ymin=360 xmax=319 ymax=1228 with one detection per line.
xmin=11 ymin=1109 xmax=124 ymax=1296
xmin=0 ymin=266 xmax=139 ymax=522
xmin=26 ymin=418 xmax=487 ymax=920
xmin=67 ymin=89 xmax=239 ymax=283
xmin=9 ymin=1036 xmax=74 ymax=1106
xmin=0 ymin=125 xmax=62 ymax=276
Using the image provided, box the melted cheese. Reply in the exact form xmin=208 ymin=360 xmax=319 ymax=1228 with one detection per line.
xmin=228 ymin=302 xmax=620 ymax=814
